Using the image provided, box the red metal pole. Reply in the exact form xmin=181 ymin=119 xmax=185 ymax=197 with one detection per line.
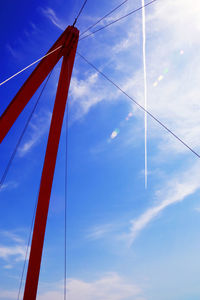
xmin=23 ymin=28 xmax=79 ymax=300
xmin=0 ymin=26 xmax=77 ymax=144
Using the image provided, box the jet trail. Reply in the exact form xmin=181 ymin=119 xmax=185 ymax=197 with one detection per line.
xmin=142 ymin=0 xmax=148 ymax=189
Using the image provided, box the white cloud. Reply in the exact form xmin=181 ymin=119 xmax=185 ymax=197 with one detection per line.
xmin=87 ymin=224 xmax=114 ymax=240
xmin=18 ymin=110 xmax=51 ymax=157
xmin=0 ymin=273 xmax=143 ymax=300
xmin=3 ymin=264 xmax=13 ymax=269
xmin=0 ymin=230 xmax=29 ymax=263
xmin=0 ymin=181 xmax=18 ymax=192
xmin=54 ymin=1 xmax=200 ymax=248
xmin=6 ymin=44 xmax=19 ymax=59
xmin=128 ymin=162 xmax=200 ymax=244
xmin=78 ymin=0 xmax=200 ymax=161
xmin=38 ymin=273 xmax=143 ymax=300
xmin=70 ymin=72 xmax=117 ymax=119
xmin=41 ymin=7 xmax=66 ymax=30
xmin=0 ymin=245 xmax=27 ymax=262
xmin=118 ymin=0 xmax=200 ymax=157
xmin=113 ymin=31 xmax=135 ymax=54
xmin=86 ymin=163 xmax=200 ymax=247
xmin=0 ymin=231 xmax=24 ymax=244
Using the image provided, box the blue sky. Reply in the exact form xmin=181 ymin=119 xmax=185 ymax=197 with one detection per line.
xmin=1 ymin=0 xmax=200 ymax=299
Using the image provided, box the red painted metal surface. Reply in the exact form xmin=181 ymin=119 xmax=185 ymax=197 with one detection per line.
xmin=0 ymin=25 xmax=79 ymax=299
xmin=22 ymin=27 xmax=79 ymax=300
xmin=0 ymin=26 xmax=78 ymax=144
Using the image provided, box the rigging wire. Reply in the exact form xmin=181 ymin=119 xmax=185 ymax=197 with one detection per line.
xmin=0 ymin=1 xmax=157 ymax=86
xmin=17 ymin=195 xmax=38 ymax=300
xmin=0 ymin=45 xmax=62 ymax=87
xmin=0 ymin=72 xmax=53 ymax=191
xmin=15 ymin=43 xmax=66 ymax=297
xmin=11 ymin=70 xmax=53 ymax=299
xmin=64 ymin=64 xmax=70 ymax=300
xmin=64 ymin=107 xmax=68 ymax=300
xmin=80 ymin=0 xmax=130 ymax=37
xmin=77 ymin=52 xmax=200 ymax=160
xmin=2 ymin=72 xmax=53 ymax=299
xmin=79 ymin=0 xmax=157 ymax=41
xmin=14 ymin=38 xmax=69 ymax=297
xmin=1 ymin=1 xmax=86 ymax=88
xmin=73 ymin=0 xmax=88 ymax=26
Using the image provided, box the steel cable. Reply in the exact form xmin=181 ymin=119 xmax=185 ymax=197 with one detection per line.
xmin=78 ymin=52 xmax=200 ymax=160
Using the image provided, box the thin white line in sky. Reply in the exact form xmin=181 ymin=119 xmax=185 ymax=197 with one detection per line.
xmin=142 ymin=0 xmax=148 ymax=189
xmin=0 ymin=46 xmax=62 ymax=87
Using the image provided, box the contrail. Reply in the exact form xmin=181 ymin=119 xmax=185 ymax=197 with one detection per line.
xmin=141 ymin=0 xmax=148 ymax=189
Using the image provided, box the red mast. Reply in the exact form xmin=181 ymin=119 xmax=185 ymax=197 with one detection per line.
xmin=0 ymin=25 xmax=79 ymax=299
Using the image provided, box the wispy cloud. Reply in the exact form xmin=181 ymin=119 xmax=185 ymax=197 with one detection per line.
xmin=3 ymin=264 xmax=13 ymax=269
xmin=0 ymin=245 xmax=27 ymax=262
xmin=0 ymin=181 xmax=18 ymax=192
xmin=87 ymin=224 xmax=114 ymax=240
xmin=37 ymin=273 xmax=143 ymax=300
xmin=86 ymin=162 xmax=200 ymax=247
xmin=40 ymin=7 xmax=66 ymax=30
xmin=78 ymin=0 xmax=200 ymax=161
xmin=0 ymin=230 xmax=24 ymax=244
xmin=115 ymin=0 xmax=200 ymax=157
xmin=70 ymin=72 xmax=117 ymax=119
xmin=5 ymin=44 xmax=19 ymax=59
xmin=0 ymin=230 xmax=29 ymax=267
xmin=113 ymin=31 xmax=135 ymax=54
xmin=18 ymin=110 xmax=51 ymax=157
xmin=0 ymin=273 xmax=143 ymax=300
xmin=128 ymin=162 xmax=200 ymax=244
